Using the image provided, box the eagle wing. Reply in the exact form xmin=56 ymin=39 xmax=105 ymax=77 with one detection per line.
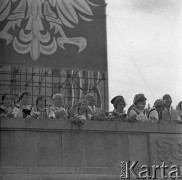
xmin=0 ymin=0 xmax=11 ymax=22
xmin=158 ymin=140 xmax=182 ymax=166
xmin=0 ymin=0 xmax=26 ymax=44
xmin=47 ymin=0 xmax=97 ymax=28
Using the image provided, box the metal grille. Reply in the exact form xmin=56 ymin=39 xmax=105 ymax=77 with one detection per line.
xmin=0 ymin=65 xmax=108 ymax=111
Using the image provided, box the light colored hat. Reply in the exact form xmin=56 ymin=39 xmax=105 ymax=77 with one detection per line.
xmin=154 ymin=99 xmax=166 ymax=107
xmin=133 ymin=94 xmax=147 ymax=104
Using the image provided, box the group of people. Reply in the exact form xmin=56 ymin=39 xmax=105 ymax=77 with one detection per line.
xmin=0 ymin=91 xmax=182 ymax=123
xmin=0 ymin=91 xmax=104 ymax=120
xmin=111 ymin=94 xmax=182 ymax=123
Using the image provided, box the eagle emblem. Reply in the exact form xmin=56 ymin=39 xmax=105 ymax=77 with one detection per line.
xmin=0 ymin=0 xmax=98 ymax=60
xmin=158 ymin=140 xmax=182 ymax=166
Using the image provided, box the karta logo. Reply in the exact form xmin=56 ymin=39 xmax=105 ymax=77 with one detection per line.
xmin=120 ymin=161 xmax=181 ymax=179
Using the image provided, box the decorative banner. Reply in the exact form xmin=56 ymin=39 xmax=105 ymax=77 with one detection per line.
xmin=0 ymin=0 xmax=107 ymax=72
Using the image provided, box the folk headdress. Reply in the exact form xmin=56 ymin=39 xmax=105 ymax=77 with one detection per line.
xmin=133 ymin=94 xmax=147 ymax=105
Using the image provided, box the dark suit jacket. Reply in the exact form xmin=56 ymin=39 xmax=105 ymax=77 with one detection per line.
xmin=162 ymin=108 xmax=179 ymax=122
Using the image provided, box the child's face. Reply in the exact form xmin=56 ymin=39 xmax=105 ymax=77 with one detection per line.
xmin=136 ymin=101 xmax=146 ymax=110
xmin=21 ymin=94 xmax=29 ymax=106
xmin=37 ymin=98 xmax=46 ymax=108
xmin=47 ymin=100 xmax=53 ymax=108
xmin=158 ymin=105 xmax=165 ymax=112
xmin=3 ymin=95 xmax=12 ymax=107
xmin=116 ymin=102 xmax=125 ymax=111
xmin=79 ymin=102 xmax=87 ymax=111
xmin=86 ymin=96 xmax=95 ymax=106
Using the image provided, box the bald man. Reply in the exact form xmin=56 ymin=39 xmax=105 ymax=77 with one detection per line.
xmin=48 ymin=93 xmax=67 ymax=119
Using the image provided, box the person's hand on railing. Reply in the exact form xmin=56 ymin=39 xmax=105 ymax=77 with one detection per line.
xmin=149 ymin=116 xmax=158 ymax=123
xmin=31 ymin=112 xmax=40 ymax=119
xmin=126 ymin=115 xmax=137 ymax=123
xmin=55 ymin=109 xmax=66 ymax=119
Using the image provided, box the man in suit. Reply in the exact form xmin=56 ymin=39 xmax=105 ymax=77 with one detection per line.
xmin=162 ymin=94 xmax=180 ymax=122
xmin=84 ymin=93 xmax=105 ymax=116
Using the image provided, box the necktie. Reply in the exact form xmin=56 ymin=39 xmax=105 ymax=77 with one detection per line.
xmin=159 ymin=112 xmax=162 ymax=121
xmin=167 ymin=109 xmax=171 ymax=121
xmin=91 ymin=106 xmax=95 ymax=114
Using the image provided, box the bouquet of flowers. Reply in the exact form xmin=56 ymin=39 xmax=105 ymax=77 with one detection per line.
xmin=69 ymin=115 xmax=85 ymax=126
xmin=125 ymin=115 xmax=137 ymax=123
xmin=31 ymin=111 xmax=40 ymax=119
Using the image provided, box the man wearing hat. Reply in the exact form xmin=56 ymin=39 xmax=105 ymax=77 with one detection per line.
xmin=162 ymin=94 xmax=180 ymax=122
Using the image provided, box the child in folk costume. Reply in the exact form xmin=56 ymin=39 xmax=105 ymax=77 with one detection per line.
xmin=12 ymin=91 xmax=35 ymax=118
xmin=110 ymin=95 xmax=126 ymax=120
xmin=128 ymin=93 xmax=148 ymax=122
xmin=148 ymin=99 xmax=166 ymax=122
xmin=75 ymin=99 xmax=91 ymax=120
xmin=34 ymin=95 xmax=48 ymax=119
xmin=0 ymin=93 xmax=13 ymax=118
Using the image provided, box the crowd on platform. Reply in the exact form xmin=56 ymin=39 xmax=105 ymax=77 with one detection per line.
xmin=0 ymin=91 xmax=182 ymax=124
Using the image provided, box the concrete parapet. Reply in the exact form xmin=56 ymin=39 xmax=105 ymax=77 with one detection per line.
xmin=0 ymin=118 xmax=182 ymax=179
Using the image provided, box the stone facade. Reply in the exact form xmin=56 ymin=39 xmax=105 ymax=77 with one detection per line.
xmin=1 ymin=118 xmax=182 ymax=180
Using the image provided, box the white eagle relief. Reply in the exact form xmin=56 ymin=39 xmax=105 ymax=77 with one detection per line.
xmin=158 ymin=140 xmax=182 ymax=166
xmin=0 ymin=0 xmax=98 ymax=61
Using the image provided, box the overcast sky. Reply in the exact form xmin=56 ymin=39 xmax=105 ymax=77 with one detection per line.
xmin=106 ymin=0 xmax=182 ymax=110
